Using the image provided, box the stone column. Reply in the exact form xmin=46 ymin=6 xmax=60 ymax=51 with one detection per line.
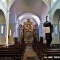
xmin=5 ymin=10 xmax=9 ymax=46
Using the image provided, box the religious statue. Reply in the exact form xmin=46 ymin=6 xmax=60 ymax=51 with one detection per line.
xmin=24 ymin=18 xmax=33 ymax=31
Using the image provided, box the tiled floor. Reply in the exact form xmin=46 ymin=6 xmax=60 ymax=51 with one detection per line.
xmin=23 ymin=46 xmax=39 ymax=60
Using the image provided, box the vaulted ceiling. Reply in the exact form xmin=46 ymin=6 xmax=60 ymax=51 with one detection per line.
xmin=0 ymin=0 xmax=51 ymax=23
xmin=7 ymin=0 xmax=50 ymax=9
xmin=9 ymin=0 xmax=49 ymax=23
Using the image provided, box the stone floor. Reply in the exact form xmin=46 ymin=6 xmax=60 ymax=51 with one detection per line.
xmin=23 ymin=46 xmax=39 ymax=60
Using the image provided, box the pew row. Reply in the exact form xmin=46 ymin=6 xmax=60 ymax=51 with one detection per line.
xmin=32 ymin=43 xmax=60 ymax=60
xmin=0 ymin=43 xmax=26 ymax=60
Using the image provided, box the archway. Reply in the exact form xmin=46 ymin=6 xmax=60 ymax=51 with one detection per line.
xmin=17 ymin=13 xmax=40 ymax=26
xmin=0 ymin=10 xmax=6 ymax=45
xmin=15 ymin=13 xmax=40 ymax=44
xmin=53 ymin=9 xmax=60 ymax=44
xmin=9 ymin=0 xmax=48 ymax=44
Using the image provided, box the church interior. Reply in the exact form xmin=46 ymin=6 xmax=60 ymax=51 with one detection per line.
xmin=0 ymin=0 xmax=60 ymax=60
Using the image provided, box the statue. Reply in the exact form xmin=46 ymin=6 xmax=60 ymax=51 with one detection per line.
xmin=24 ymin=18 xmax=33 ymax=31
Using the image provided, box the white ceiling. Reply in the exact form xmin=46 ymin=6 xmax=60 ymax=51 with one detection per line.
xmin=9 ymin=0 xmax=48 ymax=23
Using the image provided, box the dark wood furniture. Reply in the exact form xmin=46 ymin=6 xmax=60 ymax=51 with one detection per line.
xmin=0 ymin=43 xmax=26 ymax=60
xmin=32 ymin=43 xmax=60 ymax=60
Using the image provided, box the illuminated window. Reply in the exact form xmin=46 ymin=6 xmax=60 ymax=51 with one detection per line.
xmin=0 ymin=24 xmax=5 ymax=36
xmin=1 ymin=25 xmax=3 ymax=34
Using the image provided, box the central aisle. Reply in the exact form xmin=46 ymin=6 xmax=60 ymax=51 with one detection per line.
xmin=23 ymin=46 xmax=39 ymax=60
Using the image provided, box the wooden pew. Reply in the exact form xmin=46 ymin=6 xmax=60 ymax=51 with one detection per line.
xmin=32 ymin=43 xmax=43 ymax=59
xmin=0 ymin=43 xmax=26 ymax=60
xmin=42 ymin=49 xmax=60 ymax=60
xmin=32 ymin=43 xmax=60 ymax=60
xmin=0 ymin=48 xmax=20 ymax=60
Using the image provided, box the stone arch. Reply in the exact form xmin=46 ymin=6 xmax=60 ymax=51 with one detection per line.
xmin=0 ymin=8 xmax=6 ymax=20
xmin=9 ymin=0 xmax=48 ymax=44
xmin=0 ymin=9 xmax=6 ymax=45
xmin=15 ymin=13 xmax=41 ymax=43
xmin=17 ymin=13 xmax=41 ymax=26
xmin=0 ymin=10 xmax=6 ymax=23
xmin=52 ymin=8 xmax=60 ymax=20
xmin=53 ymin=9 xmax=60 ymax=44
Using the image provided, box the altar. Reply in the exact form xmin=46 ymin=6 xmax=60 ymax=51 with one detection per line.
xmin=19 ymin=19 xmax=38 ymax=45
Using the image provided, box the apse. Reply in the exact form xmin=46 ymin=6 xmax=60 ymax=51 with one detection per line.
xmin=17 ymin=13 xmax=40 ymax=26
xmin=9 ymin=0 xmax=48 ymax=43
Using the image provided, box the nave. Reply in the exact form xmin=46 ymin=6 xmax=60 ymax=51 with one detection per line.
xmin=0 ymin=0 xmax=60 ymax=60
xmin=32 ymin=42 xmax=60 ymax=60
xmin=0 ymin=41 xmax=60 ymax=60
xmin=23 ymin=46 xmax=39 ymax=60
